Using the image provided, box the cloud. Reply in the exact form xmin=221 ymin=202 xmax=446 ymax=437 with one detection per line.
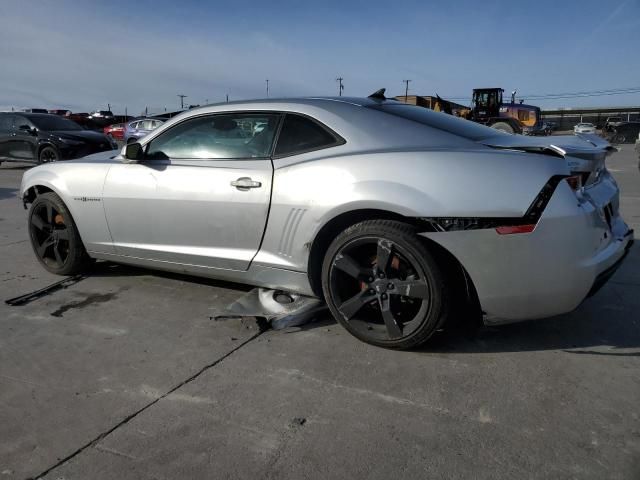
xmin=1 ymin=0 xmax=639 ymax=113
xmin=0 ymin=1 xmax=331 ymax=113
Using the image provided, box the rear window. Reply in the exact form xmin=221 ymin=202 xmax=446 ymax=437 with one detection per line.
xmin=372 ymin=103 xmax=502 ymax=141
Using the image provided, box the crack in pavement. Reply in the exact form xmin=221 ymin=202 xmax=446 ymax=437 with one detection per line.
xmin=29 ymin=329 xmax=268 ymax=480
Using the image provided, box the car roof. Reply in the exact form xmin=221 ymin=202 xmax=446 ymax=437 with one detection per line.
xmin=137 ymin=95 xmax=504 ymax=153
xmin=189 ymin=96 xmax=396 ymax=112
xmin=16 ymin=112 xmax=64 ymax=119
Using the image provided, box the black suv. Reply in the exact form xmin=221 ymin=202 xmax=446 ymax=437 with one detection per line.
xmin=0 ymin=113 xmax=117 ymax=165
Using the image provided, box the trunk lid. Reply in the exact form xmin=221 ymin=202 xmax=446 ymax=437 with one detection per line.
xmin=478 ymin=133 xmax=617 ymax=186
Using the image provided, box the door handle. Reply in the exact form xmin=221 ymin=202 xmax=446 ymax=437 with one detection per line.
xmin=231 ymin=177 xmax=262 ymax=191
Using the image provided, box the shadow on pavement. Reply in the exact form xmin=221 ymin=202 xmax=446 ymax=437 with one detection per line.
xmin=0 ymin=187 xmax=18 ymax=200
xmin=88 ymin=261 xmax=254 ymax=292
xmin=421 ymin=302 xmax=640 ymax=356
xmin=0 ymin=163 xmax=32 ymax=171
xmin=79 ymin=258 xmax=640 ymax=357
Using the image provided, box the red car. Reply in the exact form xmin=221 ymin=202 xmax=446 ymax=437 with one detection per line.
xmin=103 ymin=123 xmax=125 ymax=140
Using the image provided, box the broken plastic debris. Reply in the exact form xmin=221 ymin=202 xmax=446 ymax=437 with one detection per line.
xmin=214 ymin=288 xmax=327 ymax=330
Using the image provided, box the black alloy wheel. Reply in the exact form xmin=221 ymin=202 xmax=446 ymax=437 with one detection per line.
xmin=28 ymin=192 xmax=90 ymax=275
xmin=322 ymin=220 xmax=449 ymax=349
xmin=39 ymin=146 xmax=59 ymax=164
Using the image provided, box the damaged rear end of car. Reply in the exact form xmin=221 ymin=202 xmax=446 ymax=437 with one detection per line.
xmin=420 ymin=134 xmax=633 ymax=325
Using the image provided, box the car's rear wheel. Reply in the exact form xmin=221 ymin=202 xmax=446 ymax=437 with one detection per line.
xmin=613 ymin=134 xmax=626 ymax=144
xmin=28 ymin=192 xmax=91 ymax=275
xmin=321 ymin=220 xmax=449 ymax=349
xmin=38 ymin=146 xmax=59 ymax=164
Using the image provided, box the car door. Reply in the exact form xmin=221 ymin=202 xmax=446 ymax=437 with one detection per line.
xmin=3 ymin=115 xmax=36 ymax=161
xmin=0 ymin=114 xmax=13 ymax=159
xmin=102 ymin=111 xmax=280 ymax=271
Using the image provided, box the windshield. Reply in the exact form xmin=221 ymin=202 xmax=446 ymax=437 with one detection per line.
xmin=29 ymin=115 xmax=82 ymax=131
xmin=374 ymin=103 xmax=502 ymax=141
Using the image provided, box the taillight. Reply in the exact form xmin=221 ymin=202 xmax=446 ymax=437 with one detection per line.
xmin=495 ymin=224 xmax=536 ymax=235
xmin=565 ymin=175 xmax=582 ymax=191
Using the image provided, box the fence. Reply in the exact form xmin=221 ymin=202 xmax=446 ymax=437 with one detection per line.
xmin=541 ymin=107 xmax=640 ymax=130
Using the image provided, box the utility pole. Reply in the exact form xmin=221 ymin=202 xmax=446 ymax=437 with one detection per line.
xmin=266 ymin=79 xmax=269 ymax=97
xmin=402 ymin=80 xmax=411 ymax=102
xmin=177 ymin=94 xmax=187 ymax=109
xmin=336 ymin=77 xmax=344 ymax=96
xmin=107 ymin=103 xmax=111 ymax=112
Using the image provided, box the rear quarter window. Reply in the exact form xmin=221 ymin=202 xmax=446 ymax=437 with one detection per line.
xmin=274 ymin=114 xmax=343 ymax=157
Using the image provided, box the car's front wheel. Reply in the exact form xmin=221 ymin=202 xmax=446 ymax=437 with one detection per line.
xmin=321 ymin=220 xmax=449 ymax=349
xmin=28 ymin=192 xmax=91 ymax=275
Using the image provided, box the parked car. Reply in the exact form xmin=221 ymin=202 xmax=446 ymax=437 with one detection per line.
xmin=49 ymin=109 xmax=72 ymax=116
xmin=124 ymin=118 xmax=164 ymax=143
xmin=605 ymin=122 xmax=640 ymax=144
xmin=89 ymin=110 xmax=114 ymax=119
xmin=574 ymin=123 xmax=597 ymax=134
xmin=103 ymin=123 xmax=125 ymax=141
xmin=0 ymin=113 xmax=117 ymax=165
xmin=66 ymin=112 xmax=104 ymax=131
xmin=605 ymin=116 xmax=622 ymax=127
xmin=23 ymin=108 xmax=49 ymax=114
xmin=20 ymin=95 xmax=632 ymax=349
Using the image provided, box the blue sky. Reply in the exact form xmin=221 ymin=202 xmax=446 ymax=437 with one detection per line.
xmin=0 ymin=0 xmax=638 ymax=114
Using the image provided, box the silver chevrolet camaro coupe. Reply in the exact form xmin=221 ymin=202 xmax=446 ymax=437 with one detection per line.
xmin=20 ymin=91 xmax=634 ymax=349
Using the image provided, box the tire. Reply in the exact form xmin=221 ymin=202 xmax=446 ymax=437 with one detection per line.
xmin=38 ymin=146 xmax=59 ymax=164
xmin=28 ymin=192 xmax=91 ymax=275
xmin=321 ymin=220 xmax=449 ymax=349
xmin=491 ymin=122 xmax=515 ymax=134
xmin=613 ymin=134 xmax=626 ymax=144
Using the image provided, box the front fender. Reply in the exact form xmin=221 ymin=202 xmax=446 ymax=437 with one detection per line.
xmin=20 ymin=163 xmax=115 ymax=254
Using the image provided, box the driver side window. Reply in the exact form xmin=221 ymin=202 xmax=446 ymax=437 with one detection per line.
xmin=146 ymin=113 xmax=280 ymax=160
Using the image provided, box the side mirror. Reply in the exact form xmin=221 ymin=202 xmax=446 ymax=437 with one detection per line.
xmin=124 ymin=142 xmax=144 ymax=162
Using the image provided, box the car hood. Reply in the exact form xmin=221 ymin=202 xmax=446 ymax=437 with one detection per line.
xmin=48 ymin=130 xmax=110 ymax=143
xmin=478 ymin=133 xmax=616 ymax=162
xmin=61 ymin=149 xmax=121 ymax=164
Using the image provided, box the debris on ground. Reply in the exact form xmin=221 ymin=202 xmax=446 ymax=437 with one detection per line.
xmin=213 ymin=288 xmax=327 ymax=330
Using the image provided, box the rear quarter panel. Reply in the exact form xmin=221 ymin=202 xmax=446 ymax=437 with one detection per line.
xmin=253 ymin=148 xmax=570 ymax=271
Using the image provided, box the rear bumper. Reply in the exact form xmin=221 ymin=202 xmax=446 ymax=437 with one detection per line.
xmin=420 ymin=176 xmax=633 ymax=325
xmin=587 ymin=229 xmax=633 ymax=297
